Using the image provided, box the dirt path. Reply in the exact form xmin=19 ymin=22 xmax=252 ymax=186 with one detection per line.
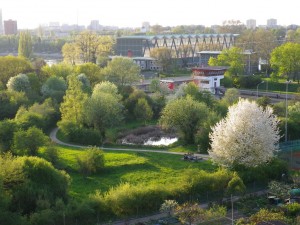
xmin=50 ymin=127 xmax=210 ymax=159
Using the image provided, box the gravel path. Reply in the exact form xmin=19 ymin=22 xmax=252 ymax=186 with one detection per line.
xmin=49 ymin=127 xmax=210 ymax=159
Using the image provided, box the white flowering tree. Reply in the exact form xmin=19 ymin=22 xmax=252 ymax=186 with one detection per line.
xmin=209 ymin=99 xmax=280 ymax=168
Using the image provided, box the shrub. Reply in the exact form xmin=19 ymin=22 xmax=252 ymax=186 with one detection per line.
xmin=234 ymin=158 xmax=288 ymax=184
xmin=284 ymin=203 xmax=300 ymax=217
xmin=58 ymin=121 xmax=102 ymax=146
xmin=12 ymin=127 xmax=49 ymax=156
xmin=77 ymin=147 xmax=105 ymax=176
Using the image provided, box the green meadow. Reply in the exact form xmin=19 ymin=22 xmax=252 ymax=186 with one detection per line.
xmin=54 ymin=145 xmax=216 ymax=199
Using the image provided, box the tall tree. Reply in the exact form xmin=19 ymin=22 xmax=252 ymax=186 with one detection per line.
xmin=0 ymin=56 xmax=32 ymax=86
xmin=270 ymin=42 xmax=300 ymax=82
xmin=84 ymin=91 xmax=123 ymax=139
xmin=208 ymin=47 xmax=244 ymax=76
xmin=62 ymin=42 xmax=79 ymax=65
xmin=103 ymin=57 xmax=140 ymax=87
xmin=60 ymin=75 xmax=88 ymax=125
xmin=209 ymin=99 xmax=280 ymax=168
xmin=159 ymin=96 xmax=209 ymax=143
xmin=75 ymin=31 xmax=100 ymax=63
xmin=18 ymin=30 xmax=33 ymax=59
xmin=150 ymin=47 xmax=174 ymax=72
xmin=134 ymin=98 xmax=153 ymax=124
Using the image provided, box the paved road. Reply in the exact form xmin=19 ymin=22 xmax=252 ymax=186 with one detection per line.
xmin=49 ymin=128 xmax=210 ymax=159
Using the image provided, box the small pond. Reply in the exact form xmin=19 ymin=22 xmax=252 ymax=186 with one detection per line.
xmin=118 ymin=125 xmax=177 ymax=146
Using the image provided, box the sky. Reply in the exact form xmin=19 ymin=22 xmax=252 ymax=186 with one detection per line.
xmin=1 ymin=0 xmax=300 ymax=29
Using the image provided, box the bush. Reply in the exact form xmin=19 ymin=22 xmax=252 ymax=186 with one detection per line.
xmin=234 ymin=158 xmax=288 ymax=184
xmin=0 ymin=154 xmax=70 ymax=215
xmin=77 ymin=147 xmax=105 ymax=176
xmin=58 ymin=121 xmax=102 ymax=145
xmin=12 ymin=127 xmax=49 ymax=156
xmin=42 ymin=145 xmax=60 ymax=166
xmin=284 ymin=202 xmax=300 ymax=217
xmin=237 ymin=75 xmax=262 ymax=89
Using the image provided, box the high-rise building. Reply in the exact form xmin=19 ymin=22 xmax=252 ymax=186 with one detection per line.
xmin=0 ymin=9 xmax=3 ymax=34
xmin=141 ymin=22 xmax=150 ymax=33
xmin=4 ymin=19 xmax=18 ymax=35
xmin=246 ymin=19 xmax=256 ymax=29
xmin=89 ymin=20 xmax=101 ymax=31
xmin=267 ymin=18 xmax=277 ymax=28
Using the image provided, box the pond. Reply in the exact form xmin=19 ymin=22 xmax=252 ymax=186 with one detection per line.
xmin=118 ymin=125 xmax=178 ymax=146
xmin=144 ymin=137 xmax=178 ymax=146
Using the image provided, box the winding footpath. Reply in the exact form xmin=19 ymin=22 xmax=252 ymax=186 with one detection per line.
xmin=49 ymin=127 xmax=210 ymax=159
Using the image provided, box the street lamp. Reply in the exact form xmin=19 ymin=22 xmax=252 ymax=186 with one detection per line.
xmin=256 ymin=81 xmax=264 ymax=97
xmin=285 ymin=81 xmax=291 ymax=142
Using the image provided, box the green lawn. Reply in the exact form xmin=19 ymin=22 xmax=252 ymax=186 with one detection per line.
xmin=54 ymin=146 xmax=216 ymax=199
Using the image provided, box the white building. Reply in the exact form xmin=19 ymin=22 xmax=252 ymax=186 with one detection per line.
xmin=246 ymin=19 xmax=256 ymax=29
xmin=192 ymin=67 xmax=227 ymax=94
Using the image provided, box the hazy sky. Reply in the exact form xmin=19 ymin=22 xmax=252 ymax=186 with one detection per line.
xmin=1 ymin=0 xmax=299 ymax=29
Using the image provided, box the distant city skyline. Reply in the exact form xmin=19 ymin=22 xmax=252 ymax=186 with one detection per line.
xmin=1 ymin=0 xmax=300 ymax=29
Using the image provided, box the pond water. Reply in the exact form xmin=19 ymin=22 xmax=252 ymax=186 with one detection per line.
xmin=144 ymin=137 xmax=178 ymax=146
xmin=122 ymin=137 xmax=178 ymax=146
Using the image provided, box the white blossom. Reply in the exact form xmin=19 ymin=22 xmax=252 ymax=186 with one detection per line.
xmin=209 ymin=99 xmax=280 ymax=167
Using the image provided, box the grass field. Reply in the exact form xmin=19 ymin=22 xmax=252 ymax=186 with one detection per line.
xmin=53 ymin=146 xmax=216 ymax=199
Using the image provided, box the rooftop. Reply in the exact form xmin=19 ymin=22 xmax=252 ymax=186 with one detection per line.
xmin=117 ymin=33 xmax=239 ymax=40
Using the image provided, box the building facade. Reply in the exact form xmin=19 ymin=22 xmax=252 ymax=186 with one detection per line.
xmin=246 ymin=19 xmax=256 ymax=29
xmin=192 ymin=66 xmax=227 ymax=93
xmin=267 ymin=19 xmax=277 ymax=28
xmin=0 ymin=9 xmax=3 ymax=34
xmin=4 ymin=19 xmax=17 ymax=35
xmin=115 ymin=34 xmax=239 ymax=63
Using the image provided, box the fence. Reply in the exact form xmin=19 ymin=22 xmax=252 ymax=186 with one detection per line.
xmin=278 ymin=139 xmax=300 ymax=169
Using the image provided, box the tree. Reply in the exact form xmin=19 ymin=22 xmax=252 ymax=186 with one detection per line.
xmin=92 ymin=81 xmax=121 ymax=100
xmin=149 ymin=78 xmax=161 ymax=93
xmin=219 ymin=20 xmax=246 ymax=34
xmin=62 ymin=42 xmax=79 ymax=65
xmin=208 ymin=47 xmax=244 ymax=76
xmin=41 ymin=63 xmax=73 ymax=80
xmin=6 ymin=73 xmax=31 ymax=93
xmin=75 ymin=63 xmax=103 ymax=86
xmin=18 ymin=30 xmax=33 ymax=59
xmin=209 ymin=99 xmax=280 ymax=168
xmin=15 ymin=99 xmax=59 ymax=132
xmin=77 ymin=73 xmax=91 ymax=93
xmin=0 ymin=56 xmax=32 ymax=87
xmin=0 ymin=154 xmax=70 ymax=215
xmin=160 ymin=96 xmax=209 ymax=143
xmin=60 ymin=75 xmax=88 ymax=125
xmin=0 ymin=90 xmax=29 ymax=120
xmin=174 ymin=202 xmax=205 ymax=225
xmin=97 ymin=35 xmax=114 ymax=59
xmin=134 ymin=98 xmax=153 ymax=124
xmin=150 ymin=47 xmax=174 ymax=72
xmin=237 ymin=209 xmax=288 ymax=225
xmin=77 ymin=147 xmax=105 ymax=176
xmin=103 ymin=57 xmax=140 ymax=87
xmin=160 ymin=200 xmax=178 ymax=216
xmin=0 ymin=119 xmax=17 ymax=152
xmin=12 ymin=127 xmax=49 ymax=156
xmin=75 ymin=31 xmax=100 ymax=63
xmin=41 ymin=76 xmax=67 ymax=103
xmin=221 ymin=88 xmax=239 ymax=106
xmin=270 ymin=42 xmax=300 ymax=82
xmin=85 ymin=91 xmax=123 ymax=139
